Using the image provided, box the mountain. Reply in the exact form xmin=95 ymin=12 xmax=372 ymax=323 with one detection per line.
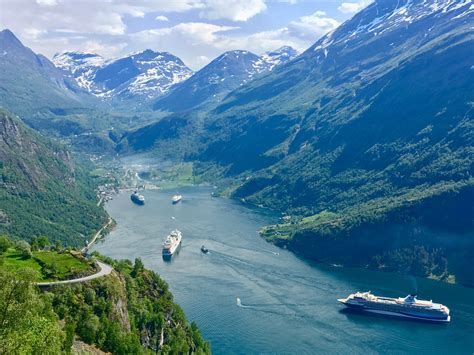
xmin=122 ymin=0 xmax=474 ymax=284
xmin=0 ymin=29 xmax=87 ymax=118
xmin=259 ymin=46 xmax=299 ymax=71
xmin=0 ymin=109 xmax=107 ymax=246
xmin=53 ymin=49 xmax=193 ymax=101
xmin=153 ymin=47 xmax=298 ymax=112
xmin=52 ymin=51 xmax=105 ymax=93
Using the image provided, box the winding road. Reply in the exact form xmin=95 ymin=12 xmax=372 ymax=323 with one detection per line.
xmin=82 ymin=217 xmax=113 ymax=253
xmin=35 ymin=218 xmax=115 ymax=287
xmin=36 ymin=260 xmax=113 ymax=287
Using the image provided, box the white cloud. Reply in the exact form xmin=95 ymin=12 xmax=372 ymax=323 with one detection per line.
xmin=36 ymin=0 xmax=59 ymax=6
xmin=23 ymin=28 xmax=47 ymax=40
xmin=155 ymin=15 xmax=169 ymax=22
xmin=80 ymin=40 xmax=128 ymax=58
xmin=287 ymin=11 xmax=339 ymax=41
xmin=128 ymin=9 xmax=338 ymax=70
xmin=200 ymin=0 xmax=267 ymax=22
xmin=338 ymin=0 xmax=373 ymax=14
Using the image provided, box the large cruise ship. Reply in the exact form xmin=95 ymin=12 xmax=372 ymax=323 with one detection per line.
xmin=162 ymin=230 xmax=182 ymax=257
xmin=131 ymin=191 xmax=145 ymax=205
xmin=338 ymin=292 xmax=450 ymax=322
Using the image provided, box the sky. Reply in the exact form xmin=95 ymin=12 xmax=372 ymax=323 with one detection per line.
xmin=0 ymin=0 xmax=372 ymax=70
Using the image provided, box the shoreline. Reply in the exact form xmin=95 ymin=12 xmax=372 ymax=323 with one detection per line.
xmin=93 ymin=169 xmax=468 ymax=289
xmin=82 ymin=217 xmax=113 ymax=253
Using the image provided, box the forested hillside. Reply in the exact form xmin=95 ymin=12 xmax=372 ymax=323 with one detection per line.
xmin=0 ymin=109 xmax=107 ymax=246
xmin=0 ymin=256 xmax=210 ymax=354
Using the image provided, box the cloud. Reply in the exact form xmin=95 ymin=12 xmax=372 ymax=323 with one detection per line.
xmin=287 ymin=11 xmax=340 ymax=41
xmin=338 ymin=0 xmax=373 ymax=14
xmin=129 ymin=9 xmax=338 ymax=70
xmin=200 ymin=0 xmax=267 ymax=22
xmin=23 ymin=28 xmax=47 ymax=40
xmin=35 ymin=0 xmax=58 ymax=6
xmin=155 ymin=15 xmax=169 ymax=22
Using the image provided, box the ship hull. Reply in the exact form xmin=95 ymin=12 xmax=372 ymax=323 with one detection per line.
xmin=131 ymin=196 xmax=145 ymax=205
xmin=338 ymin=300 xmax=450 ymax=323
xmin=162 ymin=240 xmax=181 ymax=256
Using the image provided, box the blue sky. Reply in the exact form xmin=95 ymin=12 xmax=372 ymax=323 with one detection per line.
xmin=0 ymin=0 xmax=372 ymax=69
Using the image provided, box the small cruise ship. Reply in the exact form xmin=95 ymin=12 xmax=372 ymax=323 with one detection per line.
xmin=338 ymin=291 xmax=450 ymax=322
xmin=172 ymin=194 xmax=183 ymax=204
xmin=162 ymin=230 xmax=182 ymax=257
xmin=130 ymin=191 xmax=145 ymax=205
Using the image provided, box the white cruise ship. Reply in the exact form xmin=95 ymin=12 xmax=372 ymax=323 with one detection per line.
xmin=162 ymin=230 xmax=182 ymax=256
xmin=338 ymin=292 xmax=450 ymax=322
xmin=172 ymin=194 xmax=182 ymax=204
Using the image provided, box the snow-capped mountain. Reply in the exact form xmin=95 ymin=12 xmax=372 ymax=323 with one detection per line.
xmin=153 ymin=46 xmax=299 ymax=112
xmin=53 ymin=52 xmax=104 ymax=93
xmin=53 ymin=49 xmax=193 ymax=101
xmin=259 ymin=46 xmax=299 ymax=71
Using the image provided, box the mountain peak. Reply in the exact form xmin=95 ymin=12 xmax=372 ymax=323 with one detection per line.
xmin=266 ymin=46 xmax=298 ymax=56
xmin=0 ymin=29 xmax=24 ymax=49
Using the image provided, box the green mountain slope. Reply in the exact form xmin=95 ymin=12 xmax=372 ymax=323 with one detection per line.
xmin=0 ymin=29 xmax=85 ymax=114
xmin=121 ymin=0 xmax=474 ymax=284
xmin=0 ymin=109 xmax=107 ymax=246
xmin=0 ymin=256 xmax=210 ymax=354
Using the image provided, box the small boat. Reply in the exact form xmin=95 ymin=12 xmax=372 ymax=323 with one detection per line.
xmin=131 ymin=191 xmax=145 ymax=205
xmin=201 ymin=245 xmax=209 ymax=254
xmin=172 ymin=194 xmax=183 ymax=204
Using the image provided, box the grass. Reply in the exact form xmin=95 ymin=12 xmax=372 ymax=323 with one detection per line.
xmin=1 ymin=248 xmax=94 ymax=281
xmin=261 ymin=210 xmax=340 ymax=241
xmin=2 ymin=248 xmax=43 ymax=275
xmin=150 ymin=163 xmax=196 ymax=189
xmin=90 ymin=168 xmax=108 ymax=177
xmin=33 ymin=251 xmax=93 ymax=280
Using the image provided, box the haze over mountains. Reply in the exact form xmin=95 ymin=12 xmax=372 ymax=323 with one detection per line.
xmin=0 ymin=0 xmax=473 ymax=284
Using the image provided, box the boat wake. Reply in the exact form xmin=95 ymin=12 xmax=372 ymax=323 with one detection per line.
xmin=236 ymin=297 xmax=245 ymax=307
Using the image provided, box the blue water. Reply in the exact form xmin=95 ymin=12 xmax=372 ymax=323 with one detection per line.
xmin=92 ymin=186 xmax=474 ymax=354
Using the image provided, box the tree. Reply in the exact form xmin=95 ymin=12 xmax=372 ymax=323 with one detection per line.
xmin=37 ymin=235 xmax=50 ymax=249
xmin=131 ymin=257 xmax=144 ymax=277
xmin=16 ymin=240 xmax=32 ymax=259
xmin=0 ymin=235 xmax=11 ymax=253
xmin=0 ymin=269 xmax=64 ymax=353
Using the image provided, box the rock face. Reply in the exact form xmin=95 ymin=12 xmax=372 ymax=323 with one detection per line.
xmin=153 ymin=47 xmax=299 ymax=112
xmin=53 ymin=49 xmax=193 ymax=101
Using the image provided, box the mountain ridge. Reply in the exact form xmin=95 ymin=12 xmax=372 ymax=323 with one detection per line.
xmin=153 ymin=46 xmax=299 ymax=112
